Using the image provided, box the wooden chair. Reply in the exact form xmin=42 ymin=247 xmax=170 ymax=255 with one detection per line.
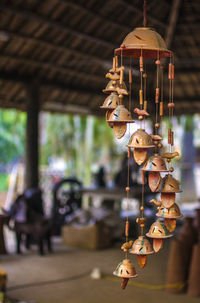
xmin=5 ymin=189 xmax=53 ymax=255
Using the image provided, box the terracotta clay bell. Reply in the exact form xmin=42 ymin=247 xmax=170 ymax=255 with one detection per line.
xmin=142 ymin=153 xmax=168 ymax=192
xmin=146 ymin=219 xmax=173 ymax=252
xmin=107 ymin=105 xmax=134 ymax=139
xmin=100 ymin=93 xmax=120 ymax=126
xmin=100 ymin=92 xmax=120 ymax=110
xmin=148 ymin=171 xmax=162 ymax=192
xmin=128 ymin=129 xmax=154 ymax=165
xmin=156 ymin=203 xmax=183 ymax=232
xmin=160 ymin=174 xmax=182 ymax=209
xmin=156 ymin=203 xmax=183 ymax=220
xmin=160 ymin=192 xmax=176 ymax=209
xmin=103 ymin=80 xmax=127 ymax=94
xmin=160 ymin=174 xmax=181 ymax=193
xmin=142 ymin=153 xmax=168 ymax=172
xmin=129 ymin=236 xmax=154 ymax=268
xmin=113 ymin=259 xmax=137 ymax=290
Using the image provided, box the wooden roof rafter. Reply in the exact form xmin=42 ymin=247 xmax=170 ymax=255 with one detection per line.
xmin=0 ymin=28 xmax=112 ymax=68
xmin=116 ymin=0 xmax=166 ymax=29
xmin=0 ymin=54 xmax=105 ymax=84
xmin=0 ymin=71 xmax=103 ymax=98
xmin=60 ymin=0 xmax=131 ymax=33
xmin=0 ymin=1 xmax=199 ymax=115
xmin=165 ymin=0 xmax=182 ymax=49
xmin=0 ymin=3 xmax=117 ymax=49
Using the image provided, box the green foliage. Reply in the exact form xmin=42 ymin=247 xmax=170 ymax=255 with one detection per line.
xmin=0 ymin=109 xmax=118 ymax=185
xmin=0 ymin=173 xmax=8 ymax=191
xmin=184 ymin=115 xmax=194 ymax=132
xmin=0 ymin=109 xmax=26 ymax=163
xmin=93 ymin=117 xmax=116 ymax=154
xmin=40 ymin=113 xmax=116 ymax=184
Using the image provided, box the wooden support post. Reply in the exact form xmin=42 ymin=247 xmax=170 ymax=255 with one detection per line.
xmin=25 ymin=83 xmax=39 ymax=189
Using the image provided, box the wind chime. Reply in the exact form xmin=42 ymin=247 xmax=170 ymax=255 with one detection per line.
xmin=100 ymin=1 xmax=183 ymax=290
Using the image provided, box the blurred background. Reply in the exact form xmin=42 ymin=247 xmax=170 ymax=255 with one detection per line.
xmin=0 ymin=0 xmax=199 ymax=303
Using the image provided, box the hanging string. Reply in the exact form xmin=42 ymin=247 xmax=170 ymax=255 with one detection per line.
xmin=171 ymin=55 xmax=174 ymax=122
xmin=169 ymin=55 xmax=172 ymax=122
xmin=161 ymin=65 xmax=164 ymax=104
xmin=154 ymin=51 xmax=160 ymax=156
xmin=159 ymin=62 xmax=164 ymax=137
xmin=139 ymin=49 xmax=144 ymax=129
xmin=143 ymin=64 xmax=147 ymax=129
xmin=140 ymin=182 xmax=145 ymax=236
xmin=124 ymin=50 xmax=131 ymax=259
xmin=129 ymin=57 xmax=133 ymax=112
xmin=168 ymin=54 xmax=174 ymax=154
xmin=114 ymin=49 xmax=117 ymax=71
xmin=170 ymin=54 xmax=175 ymax=155
xmin=125 ymin=148 xmax=130 ymax=259
xmin=155 ymin=59 xmax=159 ymax=136
xmin=120 ymin=49 xmax=123 ymax=74
xmin=144 ymin=66 xmax=147 ymax=104
xmin=125 ymin=57 xmax=133 ymax=254
xmin=143 ymin=0 xmax=147 ymax=27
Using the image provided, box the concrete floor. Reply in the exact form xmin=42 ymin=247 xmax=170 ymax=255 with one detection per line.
xmin=0 ymin=236 xmax=200 ymax=303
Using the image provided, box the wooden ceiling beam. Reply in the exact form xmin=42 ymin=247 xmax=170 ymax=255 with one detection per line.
xmin=1 ymin=94 xmax=199 ymax=114
xmin=0 ymin=4 xmax=117 ymax=49
xmin=0 ymin=29 xmax=111 ymax=69
xmin=61 ymin=0 xmax=130 ymax=32
xmin=116 ymin=0 xmax=166 ymax=28
xmin=165 ymin=0 xmax=182 ymax=49
xmin=42 ymin=101 xmax=102 ymax=116
xmin=1 ymin=70 xmax=200 ymax=103
xmin=175 ymin=101 xmax=200 ymax=108
xmin=173 ymin=66 xmax=200 ymax=73
xmin=0 ymin=97 xmax=103 ymax=115
xmin=0 ymin=71 xmax=104 ymax=97
xmin=0 ymin=54 xmax=104 ymax=83
xmin=0 ymin=70 xmax=200 ymax=115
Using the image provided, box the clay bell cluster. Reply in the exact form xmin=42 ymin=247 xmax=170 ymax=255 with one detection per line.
xmin=101 ymin=56 xmax=134 ymax=139
xmin=100 ymin=26 xmax=183 ymax=289
xmin=115 ymin=152 xmax=183 ymax=289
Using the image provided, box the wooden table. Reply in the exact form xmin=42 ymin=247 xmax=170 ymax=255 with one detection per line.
xmin=81 ymin=185 xmax=151 ymax=210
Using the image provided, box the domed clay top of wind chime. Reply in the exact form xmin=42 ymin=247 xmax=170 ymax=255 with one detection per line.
xmin=115 ymin=27 xmax=171 ymax=58
xmin=100 ymin=0 xmax=183 ymax=289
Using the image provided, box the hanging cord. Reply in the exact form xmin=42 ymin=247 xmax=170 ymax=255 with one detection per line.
xmin=125 ymin=147 xmax=130 ymax=257
xmin=159 ymin=62 xmax=164 ymax=137
xmin=124 ymin=50 xmax=131 ymax=259
xmin=140 ymin=182 xmax=145 ymax=236
xmin=169 ymin=56 xmax=172 ymax=123
xmin=143 ymin=64 xmax=147 ymax=130
xmin=125 ymin=146 xmax=131 ymax=259
xmin=143 ymin=0 xmax=147 ymax=27
xmin=140 ymin=51 xmax=143 ymax=95
xmin=139 ymin=49 xmax=144 ymax=129
xmin=168 ymin=54 xmax=174 ymax=156
xmin=161 ymin=64 xmax=164 ymax=104
xmin=124 ymin=58 xmax=133 ymax=259
xmin=129 ymin=58 xmax=132 ymax=112
xmin=171 ymin=55 xmax=174 ymax=122
xmin=120 ymin=49 xmax=123 ymax=75
xmin=154 ymin=52 xmax=160 ymax=155
xmin=155 ymin=60 xmax=159 ymax=136
xmin=140 ymin=56 xmax=147 ymax=232
xmin=170 ymin=55 xmax=175 ymax=164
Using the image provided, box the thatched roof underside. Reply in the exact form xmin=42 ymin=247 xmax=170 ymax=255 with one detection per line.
xmin=0 ymin=0 xmax=200 ymax=115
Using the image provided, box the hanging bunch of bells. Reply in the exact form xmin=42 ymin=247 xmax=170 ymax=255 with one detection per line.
xmin=100 ymin=4 xmax=183 ymax=291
